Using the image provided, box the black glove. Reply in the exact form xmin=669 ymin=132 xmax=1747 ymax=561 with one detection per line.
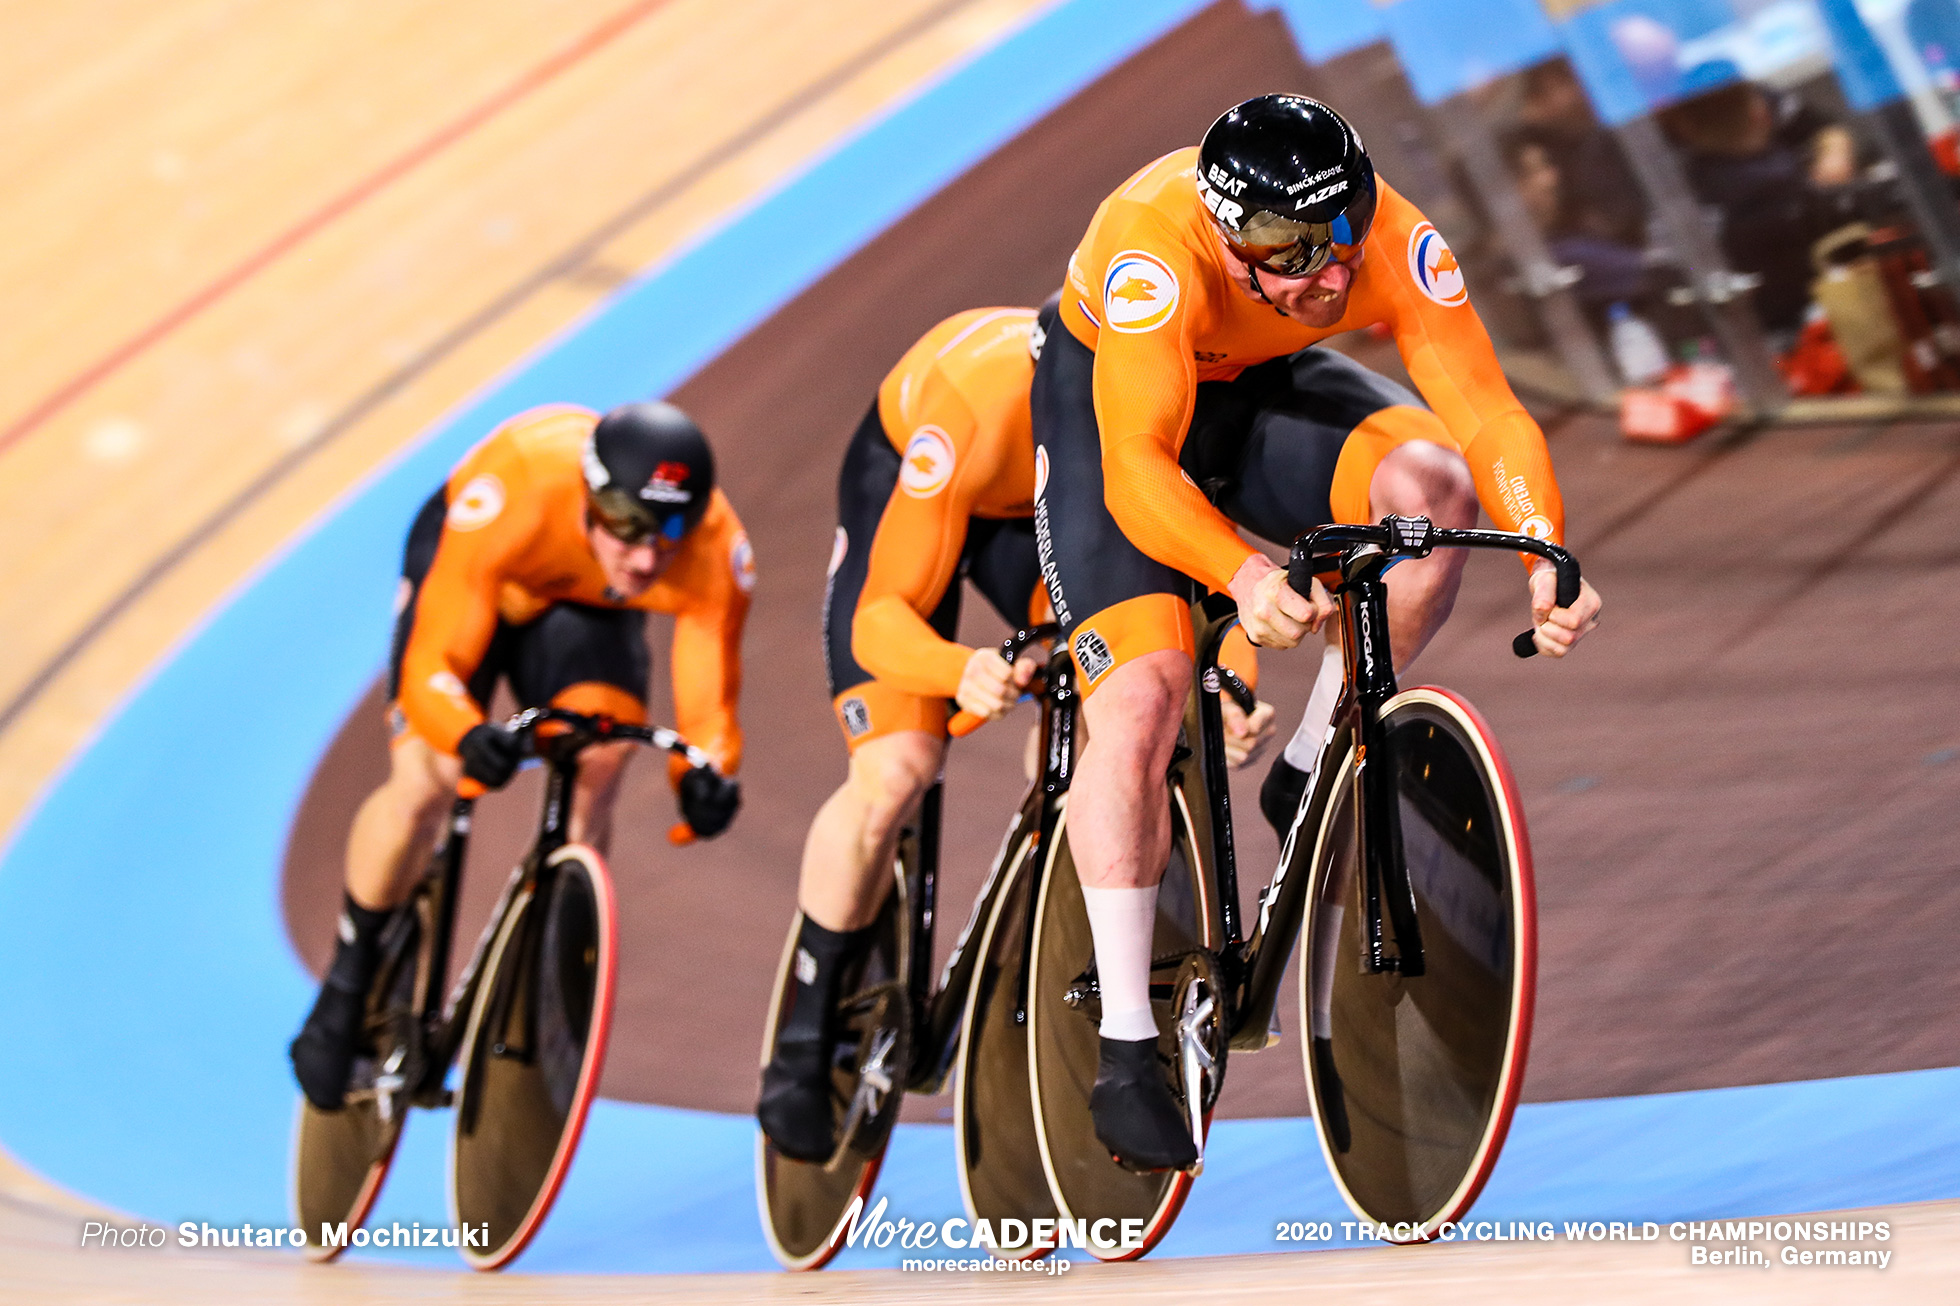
xmin=679 ymin=764 xmax=741 ymax=838
xmin=457 ymin=722 xmax=525 ymax=790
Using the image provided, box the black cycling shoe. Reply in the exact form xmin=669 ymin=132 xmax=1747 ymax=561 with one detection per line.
xmin=1311 ymin=1035 xmax=1352 ymax=1153
xmin=1260 ymin=754 xmax=1312 ymax=844
xmin=1090 ymin=1036 xmax=1198 ymax=1173
xmin=757 ymin=1037 xmax=836 ymax=1162
xmin=289 ymin=981 xmax=366 ymax=1111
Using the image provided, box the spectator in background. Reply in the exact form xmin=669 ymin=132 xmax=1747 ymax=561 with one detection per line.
xmin=1657 ymin=80 xmax=1859 ymax=342
xmin=1515 ymin=62 xmax=1649 ymax=251
xmin=1506 ymin=129 xmax=1651 ymax=317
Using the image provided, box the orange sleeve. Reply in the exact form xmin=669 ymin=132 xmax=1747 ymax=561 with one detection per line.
xmin=397 ymin=463 xmax=534 ymax=755
xmin=1090 ymin=214 xmax=1258 ymax=595
xmin=666 ymin=494 xmax=750 ymax=786
xmin=1373 ymin=203 xmax=1565 ymax=553
xmin=1217 ymin=624 xmax=1258 ymax=694
xmin=851 ymin=385 xmax=985 ymax=699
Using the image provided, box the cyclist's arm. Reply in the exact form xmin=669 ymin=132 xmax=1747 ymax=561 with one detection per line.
xmin=1378 ymin=235 xmax=1564 ymax=550
xmin=397 ymin=512 xmax=512 ymax=755
xmin=1092 ymin=230 xmax=1259 ymax=595
xmin=667 ymin=493 xmax=751 ymax=784
xmin=851 ymin=392 xmax=984 ymax=699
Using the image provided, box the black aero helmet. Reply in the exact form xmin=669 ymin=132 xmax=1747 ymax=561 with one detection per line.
xmin=1196 ymin=94 xmax=1378 ymax=277
xmin=583 ymin=401 xmax=716 ymax=544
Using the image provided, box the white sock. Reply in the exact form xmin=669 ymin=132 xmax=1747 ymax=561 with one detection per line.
xmin=1281 ymin=642 xmax=1343 ymax=772
xmin=1080 ymin=883 xmax=1160 ymax=1041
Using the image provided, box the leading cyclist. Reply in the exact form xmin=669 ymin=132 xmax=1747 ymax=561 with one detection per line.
xmin=289 ymin=400 xmax=749 ymax=1111
xmin=756 ymin=303 xmax=1271 ymax=1161
xmin=1035 ymin=95 xmax=1602 ymax=1170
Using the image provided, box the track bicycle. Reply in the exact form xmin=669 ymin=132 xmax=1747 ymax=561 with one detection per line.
xmin=1024 ymin=515 xmax=1581 ymax=1256
xmin=292 ymin=707 xmax=718 ymax=1270
xmin=757 ymin=626 xmax=1079 ymax=1270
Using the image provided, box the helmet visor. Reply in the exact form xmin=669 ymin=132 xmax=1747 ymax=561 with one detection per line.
xmin=1220 ymin=208 xmax=1363 ymax=277
xmin=588 ymin=486 xmax=689 ymax=545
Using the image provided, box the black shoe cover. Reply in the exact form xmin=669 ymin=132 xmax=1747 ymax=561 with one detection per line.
xmin=757 ymin=1037 xmax=836 ymax=1163
xmin=1090 ymin=1036 xmax=1198 ymax=1172
xmin=1260 ymin=754 xmax=1311 ymax=844
xmin=289 ymin=982 xmax=365 ymax=1111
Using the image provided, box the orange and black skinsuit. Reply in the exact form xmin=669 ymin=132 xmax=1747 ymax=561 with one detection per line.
xmin=390 ymin=404 xmax=751 ymax=784
xmin=825 ymin=307 xmax=1049 ymax=748
xmin=1035 ymin=148 xmax=1566 ymax=691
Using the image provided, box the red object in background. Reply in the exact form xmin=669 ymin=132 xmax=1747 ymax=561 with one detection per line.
xmin=1930 ymin=127 xmax=1960 ymax=178
xmin=1619 ymin=362 xmax=1737 ymax=444
xmin=1778 ymin=317 xmax=1858 ymax=396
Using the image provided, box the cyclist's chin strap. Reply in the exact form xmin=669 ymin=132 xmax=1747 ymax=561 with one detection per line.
xmin=1246 ymin=262 xmax=1273 ymax=307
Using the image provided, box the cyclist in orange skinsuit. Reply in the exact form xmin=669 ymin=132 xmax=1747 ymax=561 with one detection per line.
xmin=290 ymin=400 xmax=749 ymax=1111
xmin=756 ymin=302 xmax=1271 ymax=1162
xmin=1035 ymin=96 xmax=1602 ymax=1171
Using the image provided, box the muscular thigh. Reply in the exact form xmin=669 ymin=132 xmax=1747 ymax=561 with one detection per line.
xmin=502 ymin=602 xmax=651 ymax=723
xmin=961 ymin=515 xmax=1045 ymax=631
xmin=1212 ymin=347 xmax=1436 ymax=544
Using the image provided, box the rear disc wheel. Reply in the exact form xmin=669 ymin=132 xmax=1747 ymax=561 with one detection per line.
xmin=757 ymin=866 xmax=910 ymax=1270
xmin=1027 ymin=796 xmax=1214 ymax=1261
xmin=954 ymin=827 xmax=1058 ymax=1259
xmin=291 ymin=894 xmax=425 ymax=1261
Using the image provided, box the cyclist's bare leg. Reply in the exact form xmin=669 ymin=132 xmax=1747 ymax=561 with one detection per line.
xmin=796 ymin=730 xmax=943 ymax=932
xmin=565 ymin=738 xmax=635 ymax=855
xmin=760 ymin=728 xmax=941 ymax=1159
xmin=1071 ymin=650 xmax=1188 ymax=892
xmin=1369 ymin=439 xmax=1477 ymax=670
xmin=1068 ymin=647 xmax=1201 ymax=1168
xmin=345 ymin=733 xmax=462 ymax=912
xmin=1265 ymin=441 xmax=1475 ymax=839
xmin=294 ymin=732 xmax=457 ymax=1107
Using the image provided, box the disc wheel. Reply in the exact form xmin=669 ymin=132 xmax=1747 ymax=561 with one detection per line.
xmin=757 ymin=867 xmax=910 ymax=1270
xmin=450 ymin=844 xmax=619 ymax=1270
xmin=291 ymin=891 xmax=426 ymax=1261
xmin=1298 ymin=687 xmax=1536 ymax=1241
xmin=953 ymin=824 xmax=1058 ymax=1259
xmin=1027 ymin=793 xmax=1215 ymax=1261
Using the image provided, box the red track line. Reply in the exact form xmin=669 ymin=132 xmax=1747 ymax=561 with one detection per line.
xmin=0 ymin=0 xmax=673 ymax=458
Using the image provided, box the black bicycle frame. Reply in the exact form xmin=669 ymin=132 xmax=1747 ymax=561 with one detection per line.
xmin=1200 ymin=517 xmax=1579 ymax=1044
xmin=906 ymin=627 xmax=1075 ymax=1094
xmin=397 ymin=709 xmax=710 ymax=1105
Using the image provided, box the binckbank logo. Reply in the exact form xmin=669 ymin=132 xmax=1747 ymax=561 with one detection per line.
xmin=1103 ymin=249 xmax=1180 ymax=334
xmin=1407 ymin=221 xmax=1467 ymax=307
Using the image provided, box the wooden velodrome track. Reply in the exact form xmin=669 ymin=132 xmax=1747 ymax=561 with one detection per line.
xmin=5 ymin=0 xmax=1960 ymax=1300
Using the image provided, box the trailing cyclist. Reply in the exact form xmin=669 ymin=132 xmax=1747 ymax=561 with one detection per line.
xmin=1033 ymin=94 xmax=1603 ymax=1171
xmin=756 ymin=303 xmax=1274 ymax=1162
xmin=289 ymin=400 xmax=748 ymax=1111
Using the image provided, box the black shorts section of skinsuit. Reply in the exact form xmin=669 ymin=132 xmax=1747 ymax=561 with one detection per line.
xmin=823 ymin=403 xmax=1042 ymax=698
xmin=1031 ymin=321 xmax=1422 ymax=641
xmin=387 ymin=487 xmax=651 ymax=713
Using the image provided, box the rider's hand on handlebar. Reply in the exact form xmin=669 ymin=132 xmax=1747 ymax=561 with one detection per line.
xmin=1221 ymin=697 xmax=1276 ymax=769
xmin=955 ymin=646 xmax=1037 ymax=721
xmin=1527 ymin=562 xmax=1602 ymax=658
xmin=457 ymin=722 xmax=525 ymax=790
xmin=1229 ymin=553 xmax=1334 ymax=649
xmin=679 ymin=764 xmax=741 ymax=839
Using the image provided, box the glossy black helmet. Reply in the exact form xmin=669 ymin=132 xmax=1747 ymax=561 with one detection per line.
xmin=582 ymin=401 xmax=716 ymax=543
xmin=1196 ymin=94 xmax=1378 ymax=277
